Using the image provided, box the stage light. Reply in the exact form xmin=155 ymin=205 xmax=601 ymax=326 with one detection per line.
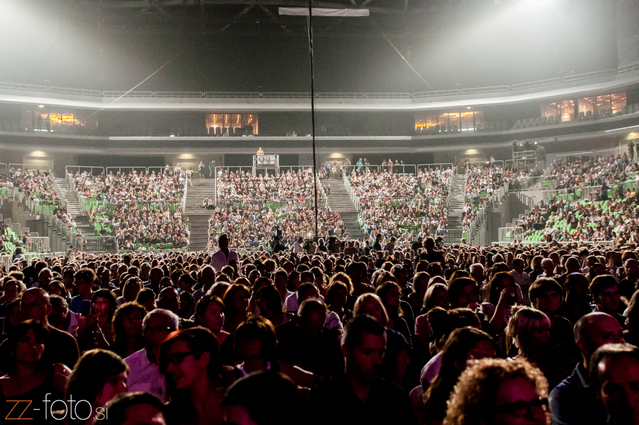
xmin=38 ymin=105 xmax=44 ymax=108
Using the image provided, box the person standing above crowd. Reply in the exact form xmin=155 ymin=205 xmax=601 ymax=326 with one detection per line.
xmin=210 ymin=234 xmax=238 ymax=272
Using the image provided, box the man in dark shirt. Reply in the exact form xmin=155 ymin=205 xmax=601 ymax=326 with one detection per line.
xmin=0 ymin=288 xmax=79 ymax=373
xmin=309 ymin=315 xmax=417 ymax=425
xmin=277 ymin=299 xmax=343 ymax=379
xmin=550 ymin=312 xmax=624 ymax=425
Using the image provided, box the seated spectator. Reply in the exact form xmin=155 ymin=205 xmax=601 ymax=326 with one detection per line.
xmin=194 ymin=295 xmax=235 ymax=365
xmin=422 ymin=327 xmax=496 ymax=425
xmin=125 ymin=308 xmax=179 ymax=402
xmin=276 ymin=298 xmax=344 ymax=379
xmin=550 ymin=312 xmax=624 ymax=425
xmin=353 ymin=293 xmax=410 ymax=387
xmin=589 ymin=343 xmax=639 ymax=425
xmin=506 ymin=306 xmax=564 ymax=389
xmin=160 ymin=327 xmax=226 ymax=425
xmin=65 ymin=349 xmax=128 ymax=424
xmin=111 ymin=302 xmax=146 ymax=359
xmin=443 ymin=358 xmax=549 ymax=425
xmin=590 ymin=274 xmax=625 ymax=327
xmin=0 ymin=320 xmax=68 ymax=421
xmin=223 ymin=371 xmax=315 ymax=425
xmin=229 ymin=316 xmax=320 ymax=388
xmin=102 ymin=392 xmax=167 ymax=425
xmin=308 ymin=315 xmax=418 ymax=425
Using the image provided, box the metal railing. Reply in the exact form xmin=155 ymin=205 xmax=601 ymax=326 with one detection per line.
xmin=8 ymin=164 xmax=50 ymax=172
xmin=106 ymin=166 xmax=149 ymax=175
xmin=343 ymin=172 xmax=358 ymax=210
xmin=341 ymin=165 xmax=380 ymax=176
xmin=65 ymin=166 xmax=105 ymax=177
xmin=0 ymin=62 xmax=637 ymax=102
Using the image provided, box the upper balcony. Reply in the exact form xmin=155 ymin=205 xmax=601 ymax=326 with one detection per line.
xmin=1 ymin=63 xmax=638 ymax=113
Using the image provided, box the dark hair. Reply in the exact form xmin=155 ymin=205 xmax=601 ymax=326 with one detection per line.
xmin=3 ymin=299 xmax=21 ymax=337
xmin=325 ymin=281 xmax=349 ymax=308
xmin=111 ymin=302 xmax=146 ymax=356
xmin=102 ymin=392 xmax=166 ymax=425
xmin=159 ymin=326 xmax=224 ymax=389
xmin=223 ymin=283 xmax=250 ymax=321
xmin=484 ymin=272 xmax=515 ymax=305
xmin=222 ymin=371 xmax=316 ymax=425
xmin=194 ymin=295 xmax=224 ymax=326
xmin=589 ymin=343 xmax=639 ymax=390
xmin=375 ymin=280 xmax=404 ymax=318
xmin=65 ymin=349 xmax=128 ymax=423
xmin=342 ymin=314 xmax=386 ymax=351
xmin=256 ymin=285 xmax=284 ymax=315
xmin=135 ymin=288 xmax=156 ymax=306
xmin=74 ymin=268 xmax=96 ymax=284
xmin=5 ymin=320 xmax=50 ymax=373
xmin=529 ymin=277 xmax=564 ymax=304
xmin=423 ymin=327 xmax=495 ymax=423
xmin=589 ymin=274 xmax=618 ymax=297
xmin=428 ymin=307 xmax=481 ymax=350
xmin=234 ymin=316 xmax=278 ymax=363
xmin=92 ymin=289 xmax=117 ymax=317
xmin=47 ymin=280 xmax=68 ymax=298
xmin=448 ymin=278 xmax=479 ymax=308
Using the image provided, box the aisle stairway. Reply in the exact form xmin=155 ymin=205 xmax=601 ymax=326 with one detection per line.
xmin=55 ymin=178 xmax=82 ymax=218
xmin=445 ymin=173 xmax=467 ymax=243
xmin=54 ymin=177 xmax=100 ymax=249
xmin=324 ymin=178 xmax=366 ymax=241
xmin=185 ymin=178 xmax=216 ymax=251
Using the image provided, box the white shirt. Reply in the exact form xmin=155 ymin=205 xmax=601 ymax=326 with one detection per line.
xmin=125 ymin=348 xmax=167 ymax=402
xmin=210 ymin=249 xmax=239 ymax=272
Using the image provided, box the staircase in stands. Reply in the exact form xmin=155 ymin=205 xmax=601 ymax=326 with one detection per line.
xmin=445 ymin=173 xmax=467 ymax=243
xmin=324 ymin=177 xmax=366 ymax=241
xmin=185 ymin=177 xmax=216 ymax=251
xmin=54 ymin=177 xmax=101 ymax=250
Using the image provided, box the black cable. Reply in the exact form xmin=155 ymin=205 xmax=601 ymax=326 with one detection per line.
xmin=307 ymin=0 xmax=319 ymax=240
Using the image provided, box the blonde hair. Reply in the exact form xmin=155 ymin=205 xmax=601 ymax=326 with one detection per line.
xmin=353 ymin=293 xmax=389 ymax=327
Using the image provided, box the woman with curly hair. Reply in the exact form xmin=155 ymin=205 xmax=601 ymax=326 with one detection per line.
xmin=443 ymin=358 xmax=549 ymax=425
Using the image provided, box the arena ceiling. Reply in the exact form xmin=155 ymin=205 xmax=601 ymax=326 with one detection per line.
xmin=24 ymin=0 xmax=594 ymax=36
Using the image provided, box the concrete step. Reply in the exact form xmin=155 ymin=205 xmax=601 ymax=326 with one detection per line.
xmin=323 ymin=178 xmax=365 ymax=240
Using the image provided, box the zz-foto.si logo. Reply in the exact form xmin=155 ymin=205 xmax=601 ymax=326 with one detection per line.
xmin=5 ymin=394 xmax=108 ymax=421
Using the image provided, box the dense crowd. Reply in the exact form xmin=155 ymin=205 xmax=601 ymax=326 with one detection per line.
xmin=210 ymin=169 xmax=343 ymax=249
xmin=547 ymin=153 xmax=636 ymax=190
xmin=515 ymin=186 xmax=639 ymax=244
xmin=3 ymin=168 xmax=59 ymax=204
xmin=70 ymin=168 xmax=187 ymax=204
xmin=0 ymin=237 xmax=639 ymax=424
xmin=70 ymin=168 xmax=191 ymax=249
xmin=208 ymin=201 xmax=347 ymax=249
xmin=348 ymin=167 xmax=451 ymax=242
xmin=216 ymin=169 xmax=316 ymax=202
xmin=463 ymin=165 xmax=535 ymax=230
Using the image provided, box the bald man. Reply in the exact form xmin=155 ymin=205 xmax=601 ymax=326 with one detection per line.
xmin=550 ymin=312 xmax=625 ymax=425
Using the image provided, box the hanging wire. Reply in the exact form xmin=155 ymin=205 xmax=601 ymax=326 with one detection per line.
xmin=85 ymin=41 xmax=195 ymax=122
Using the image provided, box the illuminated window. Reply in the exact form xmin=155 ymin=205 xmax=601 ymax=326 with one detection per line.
xmin=41 ymin=113 xmax=81 ymax=125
